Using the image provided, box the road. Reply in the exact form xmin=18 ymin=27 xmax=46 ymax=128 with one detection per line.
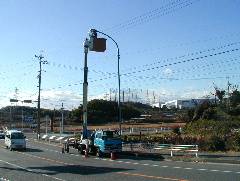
xmin=0 ymin=135 xmax=239 ymax=181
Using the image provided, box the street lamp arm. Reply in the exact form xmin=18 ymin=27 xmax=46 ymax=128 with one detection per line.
xmin=91 ymin=29 xmax=122 ymax=134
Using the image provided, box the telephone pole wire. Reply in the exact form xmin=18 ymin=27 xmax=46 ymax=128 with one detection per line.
xmin=35 ymin=54 xmax=48 ymax=139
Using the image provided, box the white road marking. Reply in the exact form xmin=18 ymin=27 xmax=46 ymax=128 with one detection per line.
xmin=184 ymin=168 xmax=193 ymax=170
xmin=27 ymin=140 xmax=240 ymax=175
xmin=222 ymin=171 xmax=232 ymax=173
xmin=0 ymin=159 xmax=66 ymax=181
xmin=210 ymin=170 xmax=219 ymax=172
xmin=161 ymin=165 xmax=169 ymax=168
xmin=133 ymin=162 xmax=139 ymax=165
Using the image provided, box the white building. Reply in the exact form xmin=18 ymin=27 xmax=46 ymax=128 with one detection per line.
xmin=160 ymin=98 xmax=216 ymax=109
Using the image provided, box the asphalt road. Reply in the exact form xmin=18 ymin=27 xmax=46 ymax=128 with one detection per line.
xmin=0 ymin=135 xmax=240 ymax=181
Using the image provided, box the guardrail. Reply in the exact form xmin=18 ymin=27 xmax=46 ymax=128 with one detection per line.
xmin=41 ymin=134 xmax=76 ymax=144
xmin=154 ymin=144 xmax=198 ymax=157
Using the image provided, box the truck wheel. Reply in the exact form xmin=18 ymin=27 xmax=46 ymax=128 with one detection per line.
xmin=96 ymin=148 xmax=102 ymax=157
xmin=78 ymin=146 xmax=85 ymax=155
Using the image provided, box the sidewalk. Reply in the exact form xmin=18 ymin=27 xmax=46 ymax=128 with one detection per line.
xmin=196 ymin=151 xmax=240 ymax=164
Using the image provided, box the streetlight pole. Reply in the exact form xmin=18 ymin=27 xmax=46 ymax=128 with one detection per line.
xmin=90 ymin=29 xmax=122 ymax=135
xmin=61 ymin=103 xmax=64 ymax=135
xmin=82 ymin=38 xmax=89 ymax=139
xmin=21 ymin=101 xmax=24 ymax=131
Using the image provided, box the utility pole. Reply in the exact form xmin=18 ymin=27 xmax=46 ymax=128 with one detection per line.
xmin=128 ymin=88 xmax=130 ymax=102
xmin=35 ymin=54 xmax=48 ymax=139
xmin=110 ymin=88 xmax=112 ymax=101
xmin=227 ymin=77 xmax=231 ymax=111
xmin=9 ymin=106 xmax=12 ymax=129
xmin=21 ymin=102 xmax=24 ymax=131
xmin=61 ymin=103 xmax=64 ymax=135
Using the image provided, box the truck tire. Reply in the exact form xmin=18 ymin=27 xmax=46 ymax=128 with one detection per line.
xmin=78 ymin=145 xmax=85 ymax=155
xmin=96 ymin=148 xmax=102 ymax=157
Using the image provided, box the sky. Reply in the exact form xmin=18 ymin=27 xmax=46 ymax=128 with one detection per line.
xmin=0 ymin=0 xmax=240 ymax=110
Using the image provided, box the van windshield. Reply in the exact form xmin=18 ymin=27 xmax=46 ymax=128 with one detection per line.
xmin=11 ymin=132 xmax=25 ymax=139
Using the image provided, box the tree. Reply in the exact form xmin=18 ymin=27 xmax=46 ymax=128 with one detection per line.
xmin=214 ymin=87 xmax=225 ymax=102
xmin=230 ymin=89 xmax=240 ymax=107
xmin=71 ymin=99 xmax=141 ymax=124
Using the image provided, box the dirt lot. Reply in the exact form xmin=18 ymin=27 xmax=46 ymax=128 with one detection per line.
xmin=63 ymin=122 xmax=186 ymax=132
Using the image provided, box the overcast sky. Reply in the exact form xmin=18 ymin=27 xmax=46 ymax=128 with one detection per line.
xmin=0 ymin=0 xmax=239 ymax=109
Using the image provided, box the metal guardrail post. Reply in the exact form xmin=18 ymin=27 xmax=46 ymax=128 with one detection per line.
xmin=170 ymin=144 xmax=173 ymax=157
xmin=196 ymin=145 xmax=198 ymax=158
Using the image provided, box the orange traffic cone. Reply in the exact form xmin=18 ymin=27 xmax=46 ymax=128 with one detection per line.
xmin=111 ymin=152 xmax=116 ymax=160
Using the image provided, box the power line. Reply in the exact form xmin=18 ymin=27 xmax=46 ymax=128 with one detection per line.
xmin=40 ymin=46 xmax=240 ymax=92
xmin=104 ymin=0 xmax=200 ymax=34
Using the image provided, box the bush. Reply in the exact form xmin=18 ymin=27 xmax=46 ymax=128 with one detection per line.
xmin=225 ymin=133 xmax=240 ymax=151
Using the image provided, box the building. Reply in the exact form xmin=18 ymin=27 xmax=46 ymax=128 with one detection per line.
xmin=160 ymin=98 xmax=216 ymax=109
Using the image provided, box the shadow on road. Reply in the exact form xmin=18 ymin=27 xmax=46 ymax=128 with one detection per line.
xmin=23 ymin=148 xmax=43 ymax=152
xmin=119 ymin=151 xmax=165 ymax=161
xmin=29 ymin=165 xmax=132 ymax=175
xmin=0 ymin=164 xmax=132 ymax=176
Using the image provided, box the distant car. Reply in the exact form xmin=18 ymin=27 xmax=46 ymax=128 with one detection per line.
xmin=0 ymin=130 xmax=5 ymax=139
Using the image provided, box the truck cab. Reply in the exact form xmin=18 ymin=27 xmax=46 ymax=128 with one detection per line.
xmin=93 ymin=130 xmax=122 ymax=155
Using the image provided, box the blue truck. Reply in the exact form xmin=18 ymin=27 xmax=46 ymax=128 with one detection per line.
xmin=73 ymin=130 xmax=122 ymax=157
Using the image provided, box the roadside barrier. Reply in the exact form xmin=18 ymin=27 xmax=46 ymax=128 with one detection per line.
xmin=154 ymin=144 xmax=198 ymax=157
xmin=48 ymin=136 xmax=57 ymax=143
xmin=56 ymin=136 xmax=65 ymax=144
xmin=41 ymin=134 xmax=48 ymax=140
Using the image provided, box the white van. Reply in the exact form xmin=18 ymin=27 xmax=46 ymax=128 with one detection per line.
xmin=5 ymin=130 xmax=26 ymax=151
